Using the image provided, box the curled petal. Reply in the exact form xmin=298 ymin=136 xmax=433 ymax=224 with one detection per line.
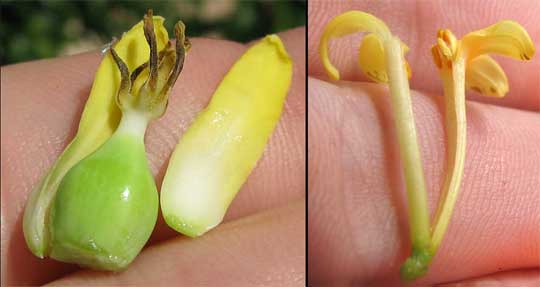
xmin=461 ymin=20 xmax=535 ymax=61
xmin=319 ymin=11 xmax=391 ymax=80
xmin=358 ymin=33 xmax=388 ymax=82
xmin=465 ymin=55 xmax=508 ymax=97
xmin=358 ymin=34 xmax=412 ymax=83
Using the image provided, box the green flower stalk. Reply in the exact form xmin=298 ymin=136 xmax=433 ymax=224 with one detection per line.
xmin=23 ymin=10 xmax=190 ymax=271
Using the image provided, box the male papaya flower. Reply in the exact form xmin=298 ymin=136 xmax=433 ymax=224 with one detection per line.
xmin=408 ymin=21 xmax=535 ymax=280
xmin=23 ymin=10 xmax=190 ymax=271
xmin=319 ymin=11 xmax=433 ymax=281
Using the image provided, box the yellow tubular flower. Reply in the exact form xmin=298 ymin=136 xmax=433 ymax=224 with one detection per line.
xmin=319 ymin=11 xmax=432 ymax=281
xmin=429 ymin=20 xmax=535 ymax=275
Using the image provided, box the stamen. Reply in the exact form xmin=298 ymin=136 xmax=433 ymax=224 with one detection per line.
xmin=432 ymin=30 xmax=458 ymax=69
xmin=441 ymin=29 xmax=457 ymax=52
xmin=432 ymin=29 xmax=458 ymax=67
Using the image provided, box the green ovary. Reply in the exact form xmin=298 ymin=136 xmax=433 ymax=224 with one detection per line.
xmin=49 ymin=133 xmax=158 ymax=271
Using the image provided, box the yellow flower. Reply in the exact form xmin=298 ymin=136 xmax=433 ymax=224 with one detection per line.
xmin=319 ymin=11 xmax=434 ymax=281
xmin=428 ymin=20 xmax=535 ymax=273
xmin=431 ymin=21 xmax=535 ymax=97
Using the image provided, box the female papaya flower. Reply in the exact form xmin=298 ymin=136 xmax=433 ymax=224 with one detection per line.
xmin=319 ymin=11 xmax=433 ymax=282
xmin=400 ymin=21 xmax=535 ymax=280
xmin=23 ymin=9 xmax=190 ymax=271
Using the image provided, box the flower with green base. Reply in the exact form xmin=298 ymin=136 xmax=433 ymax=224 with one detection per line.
xmin=23 ymin=9 xmax=190 ymax=271
xmin=160 ymin=34 xmax=293 ymax=237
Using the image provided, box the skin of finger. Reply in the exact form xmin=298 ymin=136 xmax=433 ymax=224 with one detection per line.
xmin=0 ymin=28 xmax=305 ymax=286
xmin=307 ymin=0 xmax=540 ymax=111
xmin=46 ymin=200 xmax=305 ymax=286
xmin=307 ymin=77 xmax=540 ymax=286
xmin=437 ymin=268 xmax=540 ymax=286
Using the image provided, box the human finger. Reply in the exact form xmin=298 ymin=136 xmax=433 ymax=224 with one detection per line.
xmin=438 ymin=268 xmax=540 ymax=286
xmin=1 ymin=28 xmax=305 ymax=286
xmin=46 ymin=200 xmax=305 ymax=286
xmin=308 ymin=77 xmax=540 ymax=286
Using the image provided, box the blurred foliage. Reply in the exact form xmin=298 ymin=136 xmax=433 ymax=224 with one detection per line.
xmin=0 ymin=0 xmax=305 ymax=65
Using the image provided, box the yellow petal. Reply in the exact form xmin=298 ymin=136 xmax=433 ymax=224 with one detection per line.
xmin=461 ymin=20 xmax=535 ymax=61
xmin=160 ymin=35 xmax=292 ymax=237
xmin=358 ymin=33 xmax=388 ymax=82
xmin=465 ymin=55 xmax=508 ymax=97
xmin=319 ymin=11 xmax=390 ymax=80
xmin=23 ymin=16 xmax=169 ymax=258
xmin=358 ymin=33 xmax=412 ymax=83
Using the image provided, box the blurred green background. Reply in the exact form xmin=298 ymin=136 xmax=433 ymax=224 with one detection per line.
xmin=0 ymin=0 xmax=306 ymax=65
